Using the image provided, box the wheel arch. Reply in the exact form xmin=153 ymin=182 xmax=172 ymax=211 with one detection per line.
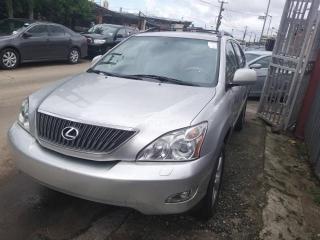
xmin=1 ymin=46 xmax=21 ymax=60
xmin=70 ymin=46 xmax=81 ymax=57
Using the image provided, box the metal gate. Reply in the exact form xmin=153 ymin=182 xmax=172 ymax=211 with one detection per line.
xmin=258 ymin=0 xmax=320 ymax=130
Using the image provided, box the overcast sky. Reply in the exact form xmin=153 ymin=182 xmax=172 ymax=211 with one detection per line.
xmin=106 ymin=0 xmax=286 ymax=40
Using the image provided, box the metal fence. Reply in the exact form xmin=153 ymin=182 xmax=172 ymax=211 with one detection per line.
xmin=258 ymin=0 xmax=320 ymax=130
xmin=305 ymin=81 xmax=320 ymax=178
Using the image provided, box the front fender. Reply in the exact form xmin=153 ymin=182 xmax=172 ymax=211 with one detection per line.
xmin=27 ymin=76 xmax=74 ymax=136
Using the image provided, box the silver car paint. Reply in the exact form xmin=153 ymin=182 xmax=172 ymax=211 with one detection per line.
xmin=8 ymin=32 xmax=249 ymax=214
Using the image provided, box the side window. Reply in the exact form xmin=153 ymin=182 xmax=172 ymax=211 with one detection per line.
xmin=126 ymin=28 xmax=137 ymax=36
xmin=27 ymin=25 xmax=48 ymax=36
xmin=254 ymin=56 xmax=272 ymax=68
xmin=226 ymin=41 xmax=239 ymax=82
xmin=48 ymin=25 xmax=65 ymax=36
xmin=117 ymin=28 xmax=127 ymax=38
xmin=232 ymin=42 xmax=246 ymax=68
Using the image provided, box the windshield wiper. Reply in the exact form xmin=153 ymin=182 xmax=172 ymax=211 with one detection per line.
xmin=127 ymin=74 xmax=198 ymax=86
xmin=87 ymin=69 xmax=142 ymax=80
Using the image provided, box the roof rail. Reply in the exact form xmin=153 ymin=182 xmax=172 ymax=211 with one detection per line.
xmin=143 ymin=27 xmax=233 ymax=37
xmin=185 ymin=28 xmax=233 ymax=37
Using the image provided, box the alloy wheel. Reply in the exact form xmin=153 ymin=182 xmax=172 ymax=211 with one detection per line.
xmin=70 ymin=49 xmax=79 ymax=63
xmin=2 ymin=50 xmax=17 ymax=68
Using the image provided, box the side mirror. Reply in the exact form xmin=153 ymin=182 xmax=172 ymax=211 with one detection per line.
xmin=90 ymin=55 xmax=102 ymax=67
xmin=22 ymin=32 xmax=32 ymax=38
xmin=230 ymin=69 xmax=257 ymax=86
xmin=250 ymin=63 xmax=263 ymax=69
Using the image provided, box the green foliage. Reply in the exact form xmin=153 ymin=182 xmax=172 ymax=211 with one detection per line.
xmin=1 ymin=0 xmax=95 ymax=28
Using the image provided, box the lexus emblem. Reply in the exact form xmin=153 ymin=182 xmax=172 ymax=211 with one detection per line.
xmin=61 ymin=127 xmax=79 ymax=141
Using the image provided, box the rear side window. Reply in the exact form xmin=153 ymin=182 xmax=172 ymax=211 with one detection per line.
xmin=27 ymin=25 xmax=48 ymax=36
xmin=127 ymin=28 xmax=138 ymax=36
xmin=253 ymin=56 xmax=272 ymax=68
xmin=48 ymin=25 xmax=65 ymax=36
xmin=232 ymin=42 xmax=246 ymax=68
xmin=117 ymin=28 xmax=127 ymax=37
xmin=245 ymin=53 xmax=261 ymax=62
xmin=226 ymin=41 xmax=239 ymax=82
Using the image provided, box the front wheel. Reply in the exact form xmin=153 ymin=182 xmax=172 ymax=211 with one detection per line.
xmin=1 ymin=48 xmax=19 ymax=69
xmin=193 ymin=148 xmax=225 ymax=220
xmin=68 ymin=48 xmax=80 ymax=64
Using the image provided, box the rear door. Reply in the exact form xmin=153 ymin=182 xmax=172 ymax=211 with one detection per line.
xmin=48 ymin=25 xmax=70 ymax=59
xmin=19 ymin=24 xmax=49 ymax=61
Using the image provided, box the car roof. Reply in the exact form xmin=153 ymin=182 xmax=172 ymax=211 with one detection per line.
xmin=136 ymin=31 xmax=219 ymax=41
xmin=93 ymin=24 xmax=134 ymax=29
xmin=245 ymin=50 xmax=272 ymax=55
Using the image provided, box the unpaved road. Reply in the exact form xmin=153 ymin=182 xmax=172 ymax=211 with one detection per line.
xmin=0 ymin=62 xmax=266 ymax=240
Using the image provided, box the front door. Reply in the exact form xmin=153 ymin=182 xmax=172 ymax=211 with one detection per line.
xmin=20 ymin=24 xmax=49 ymax=61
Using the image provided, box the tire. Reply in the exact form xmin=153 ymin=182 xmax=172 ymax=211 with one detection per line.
xmin=234 ymin=101 xmax=247 ymax=131
xmin=0 ymin=48 xmax=19 ymax=69
xmin=68 ymin=48 xmax=80 ymax=64
xmin=193 ymin=148 xmax=225 ymax=220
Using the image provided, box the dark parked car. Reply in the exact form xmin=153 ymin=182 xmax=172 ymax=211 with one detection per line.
xmin=83 ymin=24 xmax=139 ymax=57
xmin=0 ymin=18 xmax=87 ymax=69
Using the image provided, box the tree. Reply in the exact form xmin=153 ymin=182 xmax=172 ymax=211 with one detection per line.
xmin=28 ymin=0 xmax=34 ymax=20
xmin=5 ymin=0 xmax=13 ymax=18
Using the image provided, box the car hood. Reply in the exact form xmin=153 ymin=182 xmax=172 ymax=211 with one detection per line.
xmin=38 ymin=73 xmax=215 ymax=130
xmin=0 ymin=34 xmax=14 ymax=40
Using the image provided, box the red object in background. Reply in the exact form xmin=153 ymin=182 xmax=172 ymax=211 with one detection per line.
xmin=295 ymin=51 xmax=320 ymax=139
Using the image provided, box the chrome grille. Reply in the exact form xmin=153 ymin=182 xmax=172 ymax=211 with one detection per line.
xmin=36 ymin=112 xmax=136 ymax=154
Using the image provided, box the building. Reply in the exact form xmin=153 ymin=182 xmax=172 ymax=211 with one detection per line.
xmin=93 ymin=4 xmax=192 ymax=31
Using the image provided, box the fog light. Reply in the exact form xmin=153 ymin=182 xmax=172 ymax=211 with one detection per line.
xmin=165 ymin=188 xmax=197 ymax=203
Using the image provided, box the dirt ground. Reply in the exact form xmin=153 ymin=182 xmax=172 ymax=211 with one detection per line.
xmin=0 ymin=62 xmax=320 ymax=240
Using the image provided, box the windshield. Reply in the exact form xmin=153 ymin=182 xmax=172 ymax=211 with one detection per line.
xmin=88 ymin=25 xmax=117 ymax=36
xmin=92 ymin=36 xmax=219 ymax=87
xmin=0 ymin=19 xmax=30 ymax=35
xmin=245 ymin=53 xmax=262 ymax=62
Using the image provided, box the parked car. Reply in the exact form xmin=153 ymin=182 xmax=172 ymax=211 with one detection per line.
xmin=245 ymin=50 xmax=272 ymax=97
xmin=82 ymin=24 xmax=139 ymax=58
xmin=0 ymin=18 xmax=87 ymax=69
xmin=8 ymin=31 xmax=256 ymax=220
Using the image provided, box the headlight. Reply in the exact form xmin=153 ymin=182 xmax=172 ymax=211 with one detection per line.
xmin=137 ymin=122 xmax=207 ymax=162
xmin=93 ymin=39 xmax=106 ymax=45
xmin=18 ymin=98 xmax=30 ymax=132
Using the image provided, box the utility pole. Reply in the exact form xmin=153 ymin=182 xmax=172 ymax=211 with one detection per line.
xmin=266 ymin=15 xmax=273 ymax=37
xmin=242 ymin=26 xmax=248 ymax=42
xmin=216 ymin=0 xmax=228 ymax=32
xmin=249 ymin=32 xmax=253 ymax=44
xmin=260 ymin=0 xmax=271 ymax=43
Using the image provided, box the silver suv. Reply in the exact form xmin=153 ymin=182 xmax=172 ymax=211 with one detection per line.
xmin=8 ymin=31 xmax=256 ymax=219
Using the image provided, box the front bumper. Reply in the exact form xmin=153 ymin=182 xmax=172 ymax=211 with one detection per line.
xmin=87 ymin=45 xmax=111 ymax=58
xmin=8 ymin=123 xmax=214 ymax=215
